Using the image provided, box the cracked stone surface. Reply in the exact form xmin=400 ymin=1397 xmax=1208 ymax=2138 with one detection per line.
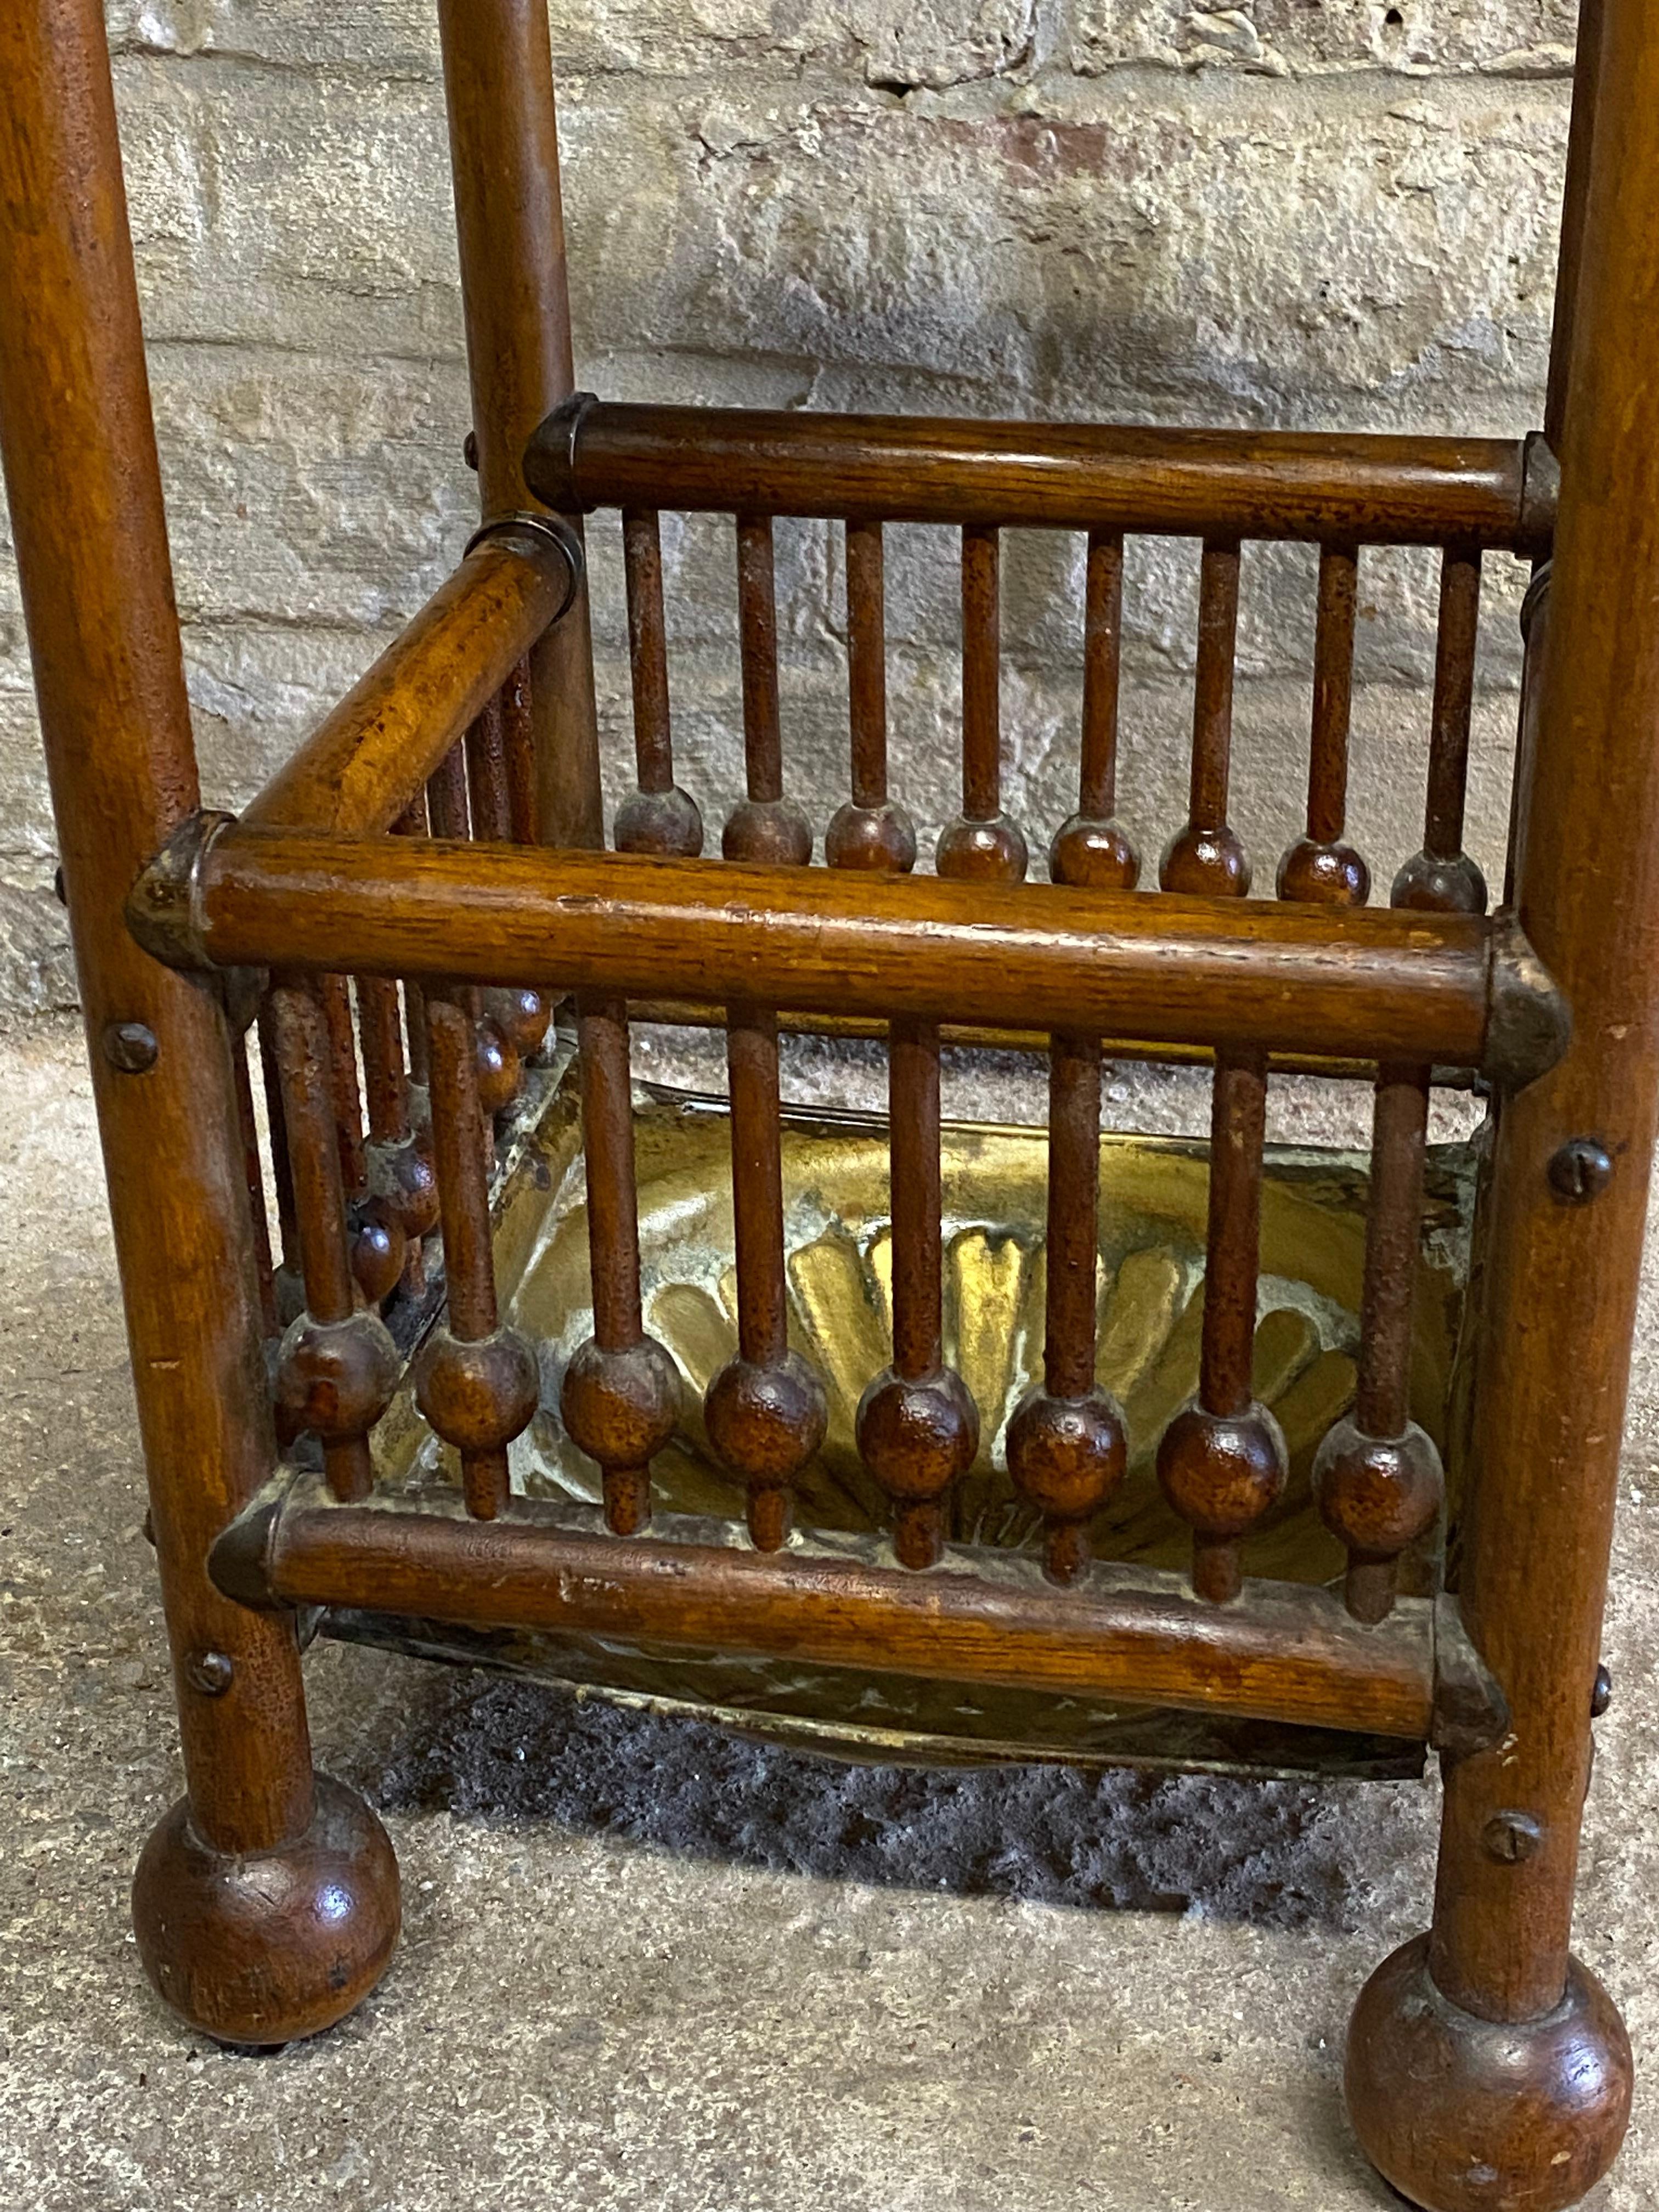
xmin=1 ymin=1015 xmax=1655 ymax=2210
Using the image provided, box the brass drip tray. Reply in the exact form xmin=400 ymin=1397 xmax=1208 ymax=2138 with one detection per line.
xmin=345 ymin=1052 xmax=1478 ymax=1782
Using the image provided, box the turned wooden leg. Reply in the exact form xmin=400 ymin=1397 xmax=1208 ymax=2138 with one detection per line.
xmin=1345 ymin=3 xmax=1647 ymax=2203
xmin=0 ymin=0 xmax=398 ymax=2044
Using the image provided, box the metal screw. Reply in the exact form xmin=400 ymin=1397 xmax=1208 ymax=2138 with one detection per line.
xmin=102 ymin=1020 xmax=159 ymax=1074
xmin=1548 ymin=1138 xmax=1613 ymax=1204
xmin=184 ymin=1650 xmax=234 ymax=1697
xmin=462 ymin=429 xmax=479 ymax=471
xmin=1592 ymin=1662 xmax=1613 ymax=1718
xmin=53 ymin=862 xmax=67 ymax=906
xmin=1482 ymin=1810 xmax=1543 ymax=1863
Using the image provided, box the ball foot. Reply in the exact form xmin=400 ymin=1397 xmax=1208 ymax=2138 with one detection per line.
xmin=133 ymin=1774 xmax=400 ymax=2046
xmin=1345 ymin=1933 xmax=1631 ymax=2212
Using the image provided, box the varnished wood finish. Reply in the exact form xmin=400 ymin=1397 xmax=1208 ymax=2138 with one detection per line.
xmin=1344 ymin=3 xmax=1646 ymax=2202
xmin=0 ymin=0 xmax=397 ymax=2041
xmin=174 ymin=828 xmax=1545 ymax=1079
xmin=616 ymin=508 xmax=703 ymax=857
xmin=561 ymin=1001 xmax=680 ymax=1534
xmin=227 ymin=1472 xmax=1441 ymax=1743
xmin=826 ymin=520 xmax=916 ymax=871
xmin=1050 ymin=531 xmax=1139 ymax=890
xmin=266 ymin=981 xmax=398 ymax=1504
xmin=416 ymin=994 xmax=538 ymax=1520
xmin=857 ymin=1017 xmax=978 ymax=1568
xmin=436 ymin=0 xmax=602 ymax=849
xmin=1543 ymin=0 xmax=1606 ymax=457
xmin=1157 ymin=1051 xmax=1286 ymax=1602
xmin=1279 ymin=544 xmax=1369 ymax=907
xmin=723 ymin=515 xmax=812 ymax=864
xmin=1161 ymin=541 xmax=1249 ymax=896
xmin=1007 ymin=1033 xmax=1127 ymax=1583
xmin=1424 ymin=0 xmax=1659 ymax=2028
xmin=531 ymin=399 xmax=1547 ymax=547
xmin=318 ymin=972 xmax=366 ymax=1195
xmin=1393 ymin=548 xmax=1488 ymax=917
xmin=707 ymin=1011 xmax=828 ymax=1549
xmin=12 ymin=0 xmax=1658 ymax=2172
xmin=1347 ymin=1936 xmax=1630 ymax=2212
xmin=133 ymin=1773 xmax=399 ymax=2048
xmin=242 ymin=537 xmax=571 ymax=837
xmin=465 ymin=692 xmax=512 ymax=844
xmin=1316 ymin=1065 xmax=1442 ymax=1626
xmin=937 ymin=526 xmax=1028 ymax=880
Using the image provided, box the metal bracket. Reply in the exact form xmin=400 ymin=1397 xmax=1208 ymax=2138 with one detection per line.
xmin=1519 ymin=430 xmax=1561 ymax=554
xmin=463 ymin=507 xmax=585 ymax=625
xmin=1430 ymin=1594 xmax=1511 ymax=1762
xmin=1485 ymin=910 xmax=1571 ymax=1092
xmin=521 ymin=391 xmax=600 ymax=512
xmin=126 ymin=807 xmax=236 ymax=973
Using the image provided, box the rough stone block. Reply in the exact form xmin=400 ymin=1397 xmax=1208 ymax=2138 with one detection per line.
xmin=1070 ymin=0 xmax=1579 ymax=77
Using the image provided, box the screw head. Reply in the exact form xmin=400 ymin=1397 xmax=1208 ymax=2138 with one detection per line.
xmin=103 ymin=1020 xmax=159 ymax=1074
xmin=1592 ymin=1662 xmax=1613 ymax=1718
xmin=1482 ymin=1810 xmax=1543 ymax=1863
xmin=1548 ymin=1137 xmax=1613 ymax=1204
xmin=184 ymin=1650 xmax=234 ymax=1697
xmin=462 ymin=429 xmax=479 ymax=471
xmin=53 ymin=863 xmax=67 ymax=906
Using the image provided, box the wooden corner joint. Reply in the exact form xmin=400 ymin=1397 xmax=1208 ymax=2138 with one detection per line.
xmin=1519 ymin=427 xmax=1561 ymax=554
xmin=1430 ymin=1594 xmax=1511 ymax=1760
xmin=1484 ymin=911 xmax=1571 ymax=1091
xmin=462 ymin=508 xmax=585 ymax=620
xmin=521 ymin=392 xmax=600 ymax=513
xmin=125 ymin=807 xmax=237 ymax=973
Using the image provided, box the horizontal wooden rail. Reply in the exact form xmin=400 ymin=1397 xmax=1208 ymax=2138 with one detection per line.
xmin=242 ymin=522 xmax=578 ymax=837
xmin=213 ymin=1472 xmax=1437 ymax=1741
xmin=129 ymin=823 xmax=1565 ymax=1084
xmin=527 ymin=397 xmax=1555 ymax=549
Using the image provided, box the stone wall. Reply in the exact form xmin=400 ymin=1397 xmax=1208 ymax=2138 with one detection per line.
xmin=0 ymin=0 xmax=1577 ymax=1020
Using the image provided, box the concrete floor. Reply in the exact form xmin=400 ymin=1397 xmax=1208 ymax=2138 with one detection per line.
xmin=2 ymin=1018 xmax=1656 ymax=2211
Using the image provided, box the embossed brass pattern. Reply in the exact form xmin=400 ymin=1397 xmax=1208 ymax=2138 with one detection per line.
xmin=362 ymin=1060 xmax=1475 ymax=1779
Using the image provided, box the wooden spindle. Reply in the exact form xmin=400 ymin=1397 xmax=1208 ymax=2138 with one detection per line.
xmin=705 ymin=1009 xmax=828 ymax=1549
xmin=856 ymin=1017 xmax=978 ymax=1569
xmin=358 ymin=974 xmax=437 ymax=1295
xmin=560 ymin=998 xmax=681 ymax=1532
xmin=232 ymin=1030 xmax=279 ymax=1337
xmin=255 ymin=997 xmax=303 ymax=1324
xmin=413 ymin=991 xmax=539 ymax=1520
xmin=615 ymin=507 xmax=703 ymax=857
xmin=1315 ymin=1064 xmax=1443 ymax=1623
xmin=1050 ymin=529 xmax=1139 ymax=889
xmin=724 ymin=514 xmax=811 ymax=864
xmin=1007 ymin=1030 xmax=1128 ymax=1583
xmin=468 ymin=688 xmax=551 ymax=1062
xmin=938 ymin=524 xmax=1028 ymax=881
xmin=1279 ymin=543 xmax=1370 ymax=906
xmin=426 ymin=738 xmax=471 ymax=843
xmin=429 ymin=737 xmax=521 ymax=1121
xmin=825 ymin=519 xmax=917 ymax=872
xmin=1157 ymin=1048 xmax=1288 ymax=1601
xmin=1392 ymin=545 xmax=1488 ymax=915
xmin=1161 ymin=538 xmax=1250 ymax=895
xmin=500 ymin=654 xmax=538 ymax=847
xmin=267 ymin=980 xmax=398 ymax=1504
xmin=394 ymin=795 xmax=432 ymax=1092
xmin=317 ymin=972 xmax=366 ymax=1197
xmin=465 ymin=689 xmax=512 ymax=842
